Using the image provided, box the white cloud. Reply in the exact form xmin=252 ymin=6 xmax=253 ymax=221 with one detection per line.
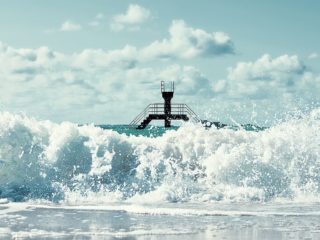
xmin=308 ymin=52 xmax=318 ymax=59
xmin=217 ymin=54 xmax=315 ymax=99
xmin=111 ymin=4 xmax=151 ymax=31
xmin=141 ymin=20 xmax=234 ymax=59
xmin=157 ymin=65 xmax=212 ymax=96
xmin=202 ymin=54 xmax=320 ymax=125
xmin=89 ymin=13 xmax=104 ymax=27
xmin=228 ymin=54 xmax=305 ymax=82
xmin=65 ymin=20 xmax=235 ymax=66
xmin=60 ymin=21 xmax=82 ymax=32
xmin=72 ymin=45 xmax=138 ymax=69
xmin=212 ymin=79 xmax=227 ymax=93
xmin=63 ymin=20 xmax=234 ymax=65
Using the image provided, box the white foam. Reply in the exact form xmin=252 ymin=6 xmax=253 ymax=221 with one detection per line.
xmin=0 ymin=202 xmax=32 ymax=215
xmin=8 ymin=200 xmax=319 ymax=217
xmin=0 ymin=198 xmax=9 ymax=204
xmin=10 ymin=228 xmax=195 ymax=239
xmin=0 ymin=109 xmax=320 ymax=204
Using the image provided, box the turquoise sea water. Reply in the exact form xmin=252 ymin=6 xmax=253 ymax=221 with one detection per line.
xmin=97 ymin=123 xmax=266 ymax=137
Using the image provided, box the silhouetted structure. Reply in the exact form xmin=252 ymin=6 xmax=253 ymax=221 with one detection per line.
xmin=129 ymin=81 xmax=230 ymax=129
xmin=130 ymin=81 xmax=200 ymax=129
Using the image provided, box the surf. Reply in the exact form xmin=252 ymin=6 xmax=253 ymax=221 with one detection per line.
xmin=0 ymin=109 xmax=319 ymax=203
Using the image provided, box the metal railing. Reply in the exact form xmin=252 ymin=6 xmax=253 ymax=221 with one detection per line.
xmin=129 ymin=103 xmax=201 ymax=126
xmin=161 ymin=81 xmax=174 ymax=93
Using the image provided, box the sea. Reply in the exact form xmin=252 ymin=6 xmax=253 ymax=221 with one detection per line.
xmin=0 ymin=109 xmax=320 ymax=239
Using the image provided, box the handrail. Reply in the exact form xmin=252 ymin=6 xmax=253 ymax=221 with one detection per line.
xmin=183 ymin=104 xmax=201 ymax=123
xmin=129 ymin=104 xmax=151 ymax=126
xmin=129 ymin=103 xmax=201 ymax=126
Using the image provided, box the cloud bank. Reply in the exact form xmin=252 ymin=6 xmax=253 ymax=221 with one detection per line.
xmin=209 ymin=54 xmax=320 ymax=110
xmin=1 ymin=16 xmax=319 ymax=124
xmin=0 ymin=41 xmax=215 ymax=123
xmin=1 ymin=39 xmax=318 ymax=124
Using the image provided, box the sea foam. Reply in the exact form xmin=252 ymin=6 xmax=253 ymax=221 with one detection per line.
xmin=0 ymin=110 xmax=319 ymax=203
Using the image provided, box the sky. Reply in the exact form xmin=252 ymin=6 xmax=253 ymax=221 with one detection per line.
xmin=0 ymin=0 xmax=319 ymax=125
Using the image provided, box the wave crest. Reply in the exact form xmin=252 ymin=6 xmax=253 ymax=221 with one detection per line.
xmin=0 ymin=110 xmax=319 ymax=203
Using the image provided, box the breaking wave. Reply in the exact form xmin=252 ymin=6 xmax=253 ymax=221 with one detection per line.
xmin=0 ymin=110 xmax=320 ymax=203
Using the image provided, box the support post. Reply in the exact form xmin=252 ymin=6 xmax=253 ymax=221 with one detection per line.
xmin=165 ymin=118 xmax=171 ymax=128
xmin=161 ymin=81 xmax=174 ymax=128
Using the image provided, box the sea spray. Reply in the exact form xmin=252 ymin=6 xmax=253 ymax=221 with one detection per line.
xmin=0 ymin=109 xmax=319 ymax=203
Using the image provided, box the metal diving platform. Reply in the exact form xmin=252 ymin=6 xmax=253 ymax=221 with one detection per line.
xmin=130 ymin=81 xmax=202 ymax=129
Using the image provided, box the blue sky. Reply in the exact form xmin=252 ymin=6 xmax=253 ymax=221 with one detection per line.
xmin=0 ymin=0 xmax=319 ymax=124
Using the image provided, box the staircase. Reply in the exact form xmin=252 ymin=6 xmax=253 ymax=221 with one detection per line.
xmin=137 ymin=115 xmax=153 ymax=129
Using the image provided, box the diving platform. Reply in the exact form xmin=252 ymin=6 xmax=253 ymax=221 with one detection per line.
xmin=129 ymin=82 xmax=252 ymax=130
xmin=130 ymin=81 xmax=201 ymax=129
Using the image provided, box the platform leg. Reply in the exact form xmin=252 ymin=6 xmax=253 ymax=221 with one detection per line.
xmin=165 ymin=118 xmax=171 ymax=128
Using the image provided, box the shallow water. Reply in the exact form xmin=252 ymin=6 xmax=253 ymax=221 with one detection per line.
xmin=1 ymin=202 xmax=320 ymax=239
